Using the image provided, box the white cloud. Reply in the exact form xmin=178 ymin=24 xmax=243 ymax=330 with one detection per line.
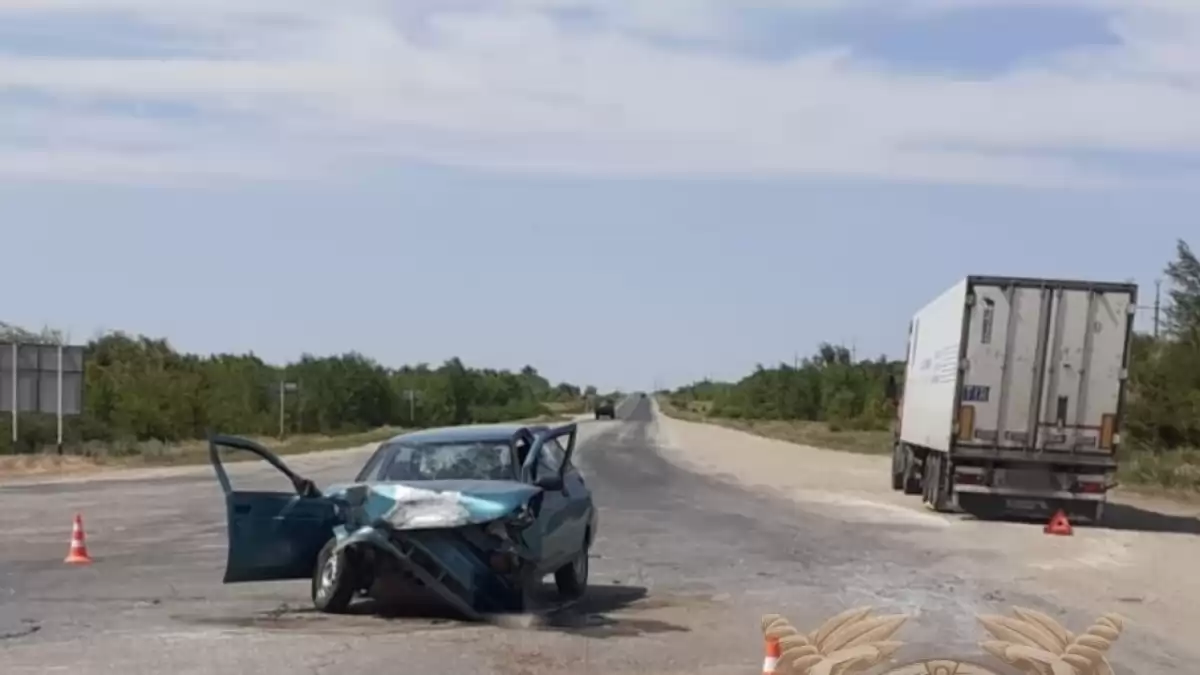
xmin=0 ymin=0 xmax=1198 ymax=187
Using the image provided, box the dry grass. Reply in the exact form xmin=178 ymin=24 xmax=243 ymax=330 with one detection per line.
xmin=729 ymin=419 xmax=893 ymax=455
xmin=1117 ymin=448 xmax=1200 ymax=496
xmin=658 ymin=398 xmax=1200 ymax=494
xmin=656 ymin=397 xmax=892 ymax=455
xmin=544 ymin=400 xmax=586 ymax=415
xmin=0 ymin=412 xmax=574 ymax=479
xmin=665 ymin=399 xmax=714 ymax=419
xmin=0 ymin=453 xmax=104 ymax=479
xmin=0 ymin=427 xmax=406 ymax=479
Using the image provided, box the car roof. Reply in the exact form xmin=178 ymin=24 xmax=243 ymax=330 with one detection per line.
xmin=386 ymin=423 xmax=546 ymax=445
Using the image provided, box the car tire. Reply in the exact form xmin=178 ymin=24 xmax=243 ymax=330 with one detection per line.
xmin=554 ymin=539 xmax=589 ymax=599
xmin=311 ymin=538 xmax=356 ymax=614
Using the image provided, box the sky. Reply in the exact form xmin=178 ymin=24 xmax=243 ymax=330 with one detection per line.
xmin=0 ymin=0 xmax=1197 ymax=392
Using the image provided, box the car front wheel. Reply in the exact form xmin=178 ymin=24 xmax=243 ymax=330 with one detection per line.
xmin=554 ymin=541 xmax=589 ymax=599
xmin=312 ymin=538 xmax=356 ymax=614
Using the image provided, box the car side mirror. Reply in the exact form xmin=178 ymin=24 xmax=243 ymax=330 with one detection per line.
xmin=534 ymin=474 xmax=564 ymax=491
xmin=293 ymin=477 xmax=322 ymax=498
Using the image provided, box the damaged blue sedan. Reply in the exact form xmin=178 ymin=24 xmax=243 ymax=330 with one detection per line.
xmin=208 ymin=423 xmax=596 ymax=619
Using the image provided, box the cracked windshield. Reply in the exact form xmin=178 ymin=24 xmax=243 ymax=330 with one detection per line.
xmin=374 ymin=442 xmax=517 ymax=482
xmin=1 ymin=1 xmax=1197 ymax=675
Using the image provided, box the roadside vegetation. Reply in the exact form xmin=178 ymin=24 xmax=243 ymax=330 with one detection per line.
xmin=660 ymin=239 xmax=1200 ymax=494
xmin=0 ymin=327 xmax=608 ymax=470
xmin=657 ymin=348 xmax=897 ymax=456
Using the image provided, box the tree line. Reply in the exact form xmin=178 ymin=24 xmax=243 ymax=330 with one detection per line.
xmin=0 ymin=326 xmax=604 ymax=455
xmin=665 ymin=344 xmax=902 ymax=432
xmin=667 ymin=239 xmax=1200 ymax=454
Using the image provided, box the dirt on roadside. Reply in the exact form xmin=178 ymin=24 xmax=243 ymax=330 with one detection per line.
xmin=0 ymin=429 xmax=401 ymax=482
xmin=648 ymin=404 xmax=1200 ymax=671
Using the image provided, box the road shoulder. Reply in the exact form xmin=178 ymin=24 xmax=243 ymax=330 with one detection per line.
xmin=646 ymin=399 xmax=1200 ymax=668
xmin=0 ymin=414 xmax=593 ymax=489
xmin=653 ymin=404 xmax=1200 ymax=519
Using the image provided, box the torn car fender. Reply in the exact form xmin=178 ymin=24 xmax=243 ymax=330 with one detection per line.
xmin=330 ymin=524 xmax=398 ymax=558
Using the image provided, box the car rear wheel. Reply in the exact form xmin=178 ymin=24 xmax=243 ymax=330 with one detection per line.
xmin=554 ymin=540 xmax=589 ymax=599
xmin=312 ymin=538 xmax=356 ymax=614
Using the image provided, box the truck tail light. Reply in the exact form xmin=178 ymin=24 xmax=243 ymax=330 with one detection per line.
xmin=1100 ymin=414 xmax=1116 ymax=450
xmin=958 ymin=405 xmax=975 ymax=442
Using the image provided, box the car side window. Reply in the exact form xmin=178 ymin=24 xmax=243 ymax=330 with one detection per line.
xmin=355 ymin=443 xmax=392 ymax=482
xmin=536 ymin=437 xmax=566 ymax=479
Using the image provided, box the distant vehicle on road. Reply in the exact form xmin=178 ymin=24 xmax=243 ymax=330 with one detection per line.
xmin=890 ymin=276 xmax=1137 ymax=524
xmin=594 ymin=398 xmax=616 ymax=420
xmin=208 ymin=423 xmax=596 ymax=617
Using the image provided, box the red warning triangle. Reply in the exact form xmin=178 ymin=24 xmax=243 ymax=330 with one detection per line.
xmin=1044 ymin=509 xmax=1073 ymax=536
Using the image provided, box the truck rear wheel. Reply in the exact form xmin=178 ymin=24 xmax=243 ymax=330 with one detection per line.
xmin=901 ymin=446 xmax=922 ymax=495
xmin=923 ymin=453 xmax=953 ymax=513
xmin=890 ymin=444 xmax=904 ymax=491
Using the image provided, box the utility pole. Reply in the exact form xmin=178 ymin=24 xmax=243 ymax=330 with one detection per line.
xmin=56 ymin=342 xmax=64 ymax=455
xmin=1129 ymin=278 xmax=1162 ymax=339
xmin=9 ymin=341 xmax=16 ymax=446
xmin=1154 ymin=278 xmax=1161 ymax=339
xmin=278 ymin=381 xmax=298 ymax=438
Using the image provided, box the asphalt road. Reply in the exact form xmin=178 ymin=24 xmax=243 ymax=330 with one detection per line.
xmin=0 ymin=398 xmax=1162 ymax=674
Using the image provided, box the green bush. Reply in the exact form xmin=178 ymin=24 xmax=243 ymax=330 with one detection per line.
xmin=0 ymin=327 xmax=591 ymax=455
xmin=678 ymin=343 xmax=901 ymax=430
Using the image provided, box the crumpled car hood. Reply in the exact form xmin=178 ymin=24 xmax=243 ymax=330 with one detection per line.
xmin=325 ymin=479 xmax=542 ymax=530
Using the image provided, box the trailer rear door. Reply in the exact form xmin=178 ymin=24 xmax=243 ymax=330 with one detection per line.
xmin=960 ymin=280 xmax=1134 ymax=456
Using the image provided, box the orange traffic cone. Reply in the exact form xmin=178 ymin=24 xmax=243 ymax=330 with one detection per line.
xmin=64 ymin=513 xmax=93 ymax=565
xmin=762 ymin=637 xmax=781 ymax=675
xmin=1044 ymin=509 xmax=1073 ymax=536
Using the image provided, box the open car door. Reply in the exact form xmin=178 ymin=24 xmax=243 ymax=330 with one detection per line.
xmin=518 ymin=423 xmax=577 ymax=484
xmin=208 ymin=434 xmax=338 ymax=583
xmin=519 ymin=424 xmax=580 ymax=571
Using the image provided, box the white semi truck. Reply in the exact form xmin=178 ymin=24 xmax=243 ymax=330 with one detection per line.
xmin=889 ymin=276 xmax=1138 ymax=523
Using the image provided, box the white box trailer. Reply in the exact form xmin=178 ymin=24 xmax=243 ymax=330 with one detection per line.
xmin=889 ymin=276 xmax=1138 ymax=523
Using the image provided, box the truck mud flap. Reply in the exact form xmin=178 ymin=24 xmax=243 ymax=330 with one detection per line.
xmin=335 ymin=526 xmax=504 ymax=621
